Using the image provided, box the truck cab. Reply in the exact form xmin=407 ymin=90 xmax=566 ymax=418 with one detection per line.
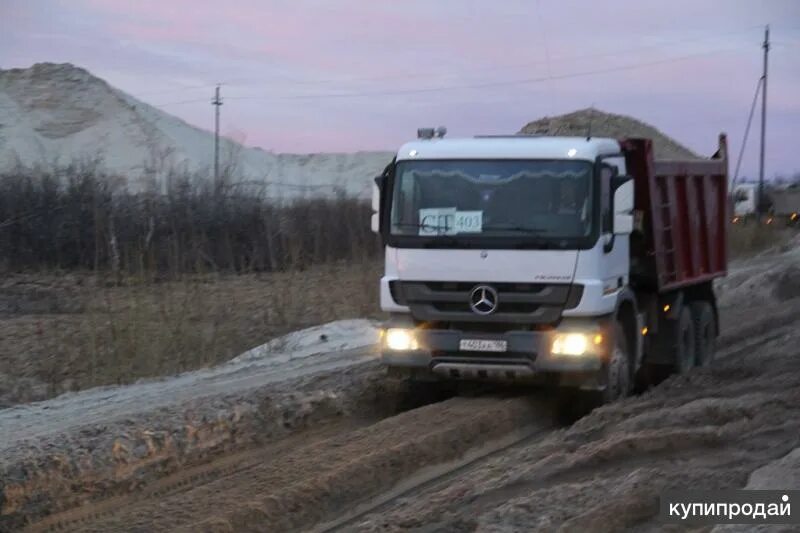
xmin=372 ymin=129 xmax=728 ymax=405
xmin=732 ymin=183 xmax=758 ymax=221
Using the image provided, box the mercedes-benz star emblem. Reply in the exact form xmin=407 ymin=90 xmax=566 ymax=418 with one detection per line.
xmin=469 ymin=285 xmax=498 ymax=315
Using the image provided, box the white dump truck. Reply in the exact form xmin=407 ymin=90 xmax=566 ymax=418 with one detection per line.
xmin=372 ymin=128 xmax=729 ymax=404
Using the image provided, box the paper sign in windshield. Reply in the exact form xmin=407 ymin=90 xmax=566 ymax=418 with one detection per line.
xmin=419 ymin=208 xmax=483 ymax=235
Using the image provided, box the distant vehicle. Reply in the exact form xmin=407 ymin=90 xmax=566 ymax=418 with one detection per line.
xmin=769 ymin=185 xmax=800 ymax=226
xmin=372 ymin=129 xmax=729 ymax=406
xmin=731 ymin=183 xmax=758 ymax=222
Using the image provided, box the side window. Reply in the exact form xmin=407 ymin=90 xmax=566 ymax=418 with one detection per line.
xmin=401 ymin=174 xmax=416 ymax=224
xmin=391 ymin=172 xmax=415 ymax=230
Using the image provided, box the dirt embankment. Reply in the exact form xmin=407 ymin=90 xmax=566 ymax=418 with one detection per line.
xmin=0 ymin=320 xmax=386 ymax=531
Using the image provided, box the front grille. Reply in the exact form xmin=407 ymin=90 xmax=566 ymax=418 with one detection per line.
xmin=431 ymin=301 xmax=540 ymax=314
xmin=392 ymin=281 xmax=580 ymax=325
xmin=423 ymin=281 xmax=549 ymax=293
xmin=446 ymin=321 xmax=535 ymax=333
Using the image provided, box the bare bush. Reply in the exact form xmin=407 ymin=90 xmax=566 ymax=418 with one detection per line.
xmin=0 ymin=163 xmax=380 ymax=274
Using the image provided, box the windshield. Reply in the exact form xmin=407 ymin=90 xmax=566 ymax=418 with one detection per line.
xmin=389 ymin=159 xmax=594 ymax=246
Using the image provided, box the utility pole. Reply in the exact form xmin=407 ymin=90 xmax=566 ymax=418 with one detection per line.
xmin=212 ymin=84 xmax=223 ymax=192
xmin=758 ymin=25 xmax=769 ymax=218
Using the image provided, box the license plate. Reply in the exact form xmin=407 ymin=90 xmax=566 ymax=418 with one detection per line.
xmin=459 ymin=339 xmax=508 ymax=352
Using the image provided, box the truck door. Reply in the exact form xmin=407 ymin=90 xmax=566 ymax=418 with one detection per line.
xmin=599 ymin=157 xmax=630 ymax=291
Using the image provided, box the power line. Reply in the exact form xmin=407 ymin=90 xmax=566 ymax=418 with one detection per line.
xmin=152 ymin=98 xmax=210 ymax=108
xmin=144 ymin=26 xmax=762 ymax=108
xmin=133 ymin=83 xmax=220 ymax=98
xmin=225 ymin=46 xmax=747 ymax=102
xmin=535 ymin=0 xmax=556 ymax=111
xmin=151 ymin=46 xmax=744 ymax=108
xmin=144 ymin=24 xmax=762 ymax=103
xmin=216 ymin=25 xmax=764 ymax=88
xmin=149 ymin=36 xmax=758 ymax=109
xmin=99 ymin=25 xmax=773 ymax=110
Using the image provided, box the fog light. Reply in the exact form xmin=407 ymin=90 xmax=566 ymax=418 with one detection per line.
xmin=551 ymin=333 xmax=590 ymax=356
xmin=385 ymin=328 xmax=418 ymax=351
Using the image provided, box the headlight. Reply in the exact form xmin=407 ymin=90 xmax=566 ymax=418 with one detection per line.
xmin=551 ymin=332 xmax=603 ymax=356
xmin=384 ymin=328 xmax=418 ymax=351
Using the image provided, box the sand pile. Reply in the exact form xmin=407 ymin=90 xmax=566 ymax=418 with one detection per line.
xmin=519 ymin=108 xmax=701 ymax=160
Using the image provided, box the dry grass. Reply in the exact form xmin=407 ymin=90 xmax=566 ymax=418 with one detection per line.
xmin=728 ymin=221 xmax=795 ymax=259
xmin=2 ymin=222 xmax=793 ymax=407
xmin=0 ymin=260 xmax=382 ymax=406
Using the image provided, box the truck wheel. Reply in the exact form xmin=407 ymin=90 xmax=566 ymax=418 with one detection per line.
xmin=675 ymin=306 xmax=696 ymax=374
xmin=690 ymin=301 xmax=716 ymax=367
xmin=557 ymin=324 xmax=631 ymax=419
xmin=601 ymin=322 xmax=632 ymax=403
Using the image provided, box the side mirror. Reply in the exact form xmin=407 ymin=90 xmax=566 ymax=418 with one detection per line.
xmin=371 ymin=175 xmax=384 ymax=234
xmin=372 ymin=175 xmax=383 ymax=212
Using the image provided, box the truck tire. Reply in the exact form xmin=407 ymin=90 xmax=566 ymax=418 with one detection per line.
xmin=602 ymin=321 xmax=633 ymax=403
xmin=556 ymin=323 xmax=632 ymax=420
xmin=690 ymin=301 xmax=716 ymax=367
xmin=675 ymin=306 xmax=696 ymax=374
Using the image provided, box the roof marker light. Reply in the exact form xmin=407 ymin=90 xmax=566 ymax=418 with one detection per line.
xmin=567 ymin=148 xmax=577 ymax=157
xmin=409 ymin=149 xmax=418 ymax=157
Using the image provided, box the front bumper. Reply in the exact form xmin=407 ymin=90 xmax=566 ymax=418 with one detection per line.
xmin=381 ymin=317 xmax=614 ymax=381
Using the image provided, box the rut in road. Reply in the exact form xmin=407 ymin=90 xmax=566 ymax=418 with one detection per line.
xmin=348 ymin=320 xmax=800 ymax=532
xmin=27 ymin=395 xmax=556 ymax=532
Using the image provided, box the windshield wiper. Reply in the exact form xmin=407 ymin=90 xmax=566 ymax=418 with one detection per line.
xmin=481 ymin=224 xmax=547 ymax=234
xmin=420 ymin=235 xmax=472 ymax=248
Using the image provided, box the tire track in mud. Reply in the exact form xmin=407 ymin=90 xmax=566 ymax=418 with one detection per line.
xmin=312 ymin=427 xmax=542 ymax=533
xmin=22 ymin=303 xmax=800 ymax=533
xmin=23 ymin=420 xmax=363 ymax=533
xmin=320 ymin=309 xmax=800 ymax=532
xmin=28 ymin=395 xmax=557 ymax=532
xmin=343 ymin=317 xmax=800 ymax=532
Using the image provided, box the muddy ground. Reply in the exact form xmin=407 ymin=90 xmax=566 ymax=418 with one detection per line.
xmin=1 ymin=239 xmax=799 ymax=532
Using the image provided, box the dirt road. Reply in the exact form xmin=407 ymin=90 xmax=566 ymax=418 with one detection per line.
xmin=4 ymin=243 xmax=800 ymax=532
xmin=12 ymin=296 xmax=800 ymax=532
xmin=347 ymin=317 xmax=800 ymax=532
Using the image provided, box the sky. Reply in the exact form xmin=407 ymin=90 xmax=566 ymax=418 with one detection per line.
xmin=2 ymin=0 xmax=799 ymax=178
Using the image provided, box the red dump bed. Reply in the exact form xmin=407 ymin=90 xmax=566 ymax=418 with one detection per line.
xmin=623 ymin=135 xmax=729 ymax=293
